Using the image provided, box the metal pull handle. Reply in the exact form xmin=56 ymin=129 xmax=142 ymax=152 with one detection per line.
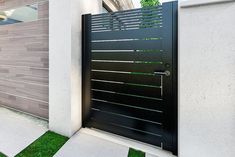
xmin=154 ymin=70 xmax=171 ymax=76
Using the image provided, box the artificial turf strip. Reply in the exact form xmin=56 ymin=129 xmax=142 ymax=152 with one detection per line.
xmin=128 ymin=148 xmax=145 ymax=157
xmin=15 ymin=131 xmax=69 ymax=157
xmin=0 ymin=152 xmax=7 ymax=157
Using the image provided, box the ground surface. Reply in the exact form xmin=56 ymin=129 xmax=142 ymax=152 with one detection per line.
xmin=0 ymin=152 xmax=6 ymax=157
xmin=16 ymin=131 xmax=69 ymax=157
xmin=128 ymin=148 xmax=145 ymax=157
xmin=55 ymin=130 xmax=158 ymax=157
xmin=0 ymin=106 xmax=48 ymax=157
xmin=0 ymin=106 xmax=171 ymax=157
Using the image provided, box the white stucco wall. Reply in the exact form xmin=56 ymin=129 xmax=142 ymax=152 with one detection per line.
xmin=179 ymin=0 xmax=235 ymax=157
xmin=49 ymin=0 xmax=102 ymax=137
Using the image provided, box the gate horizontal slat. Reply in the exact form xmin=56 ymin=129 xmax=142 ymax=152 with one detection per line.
xmin=91 ymin=71 xmax=161 ymax=86
xmin=92 ymin=21 xmax=162 ymax=31
xmin=92 ymin=28 xmax=162 ymax=40
xmin=87 ymin=119 xmax=162 ymax=147
xmin=92 ymin=62 xmax=164 ymax=73
xmin=90 ymin=109 xmax=163 ymax=134
xmin=92 ymin=7 xmax=162 ymax=18
xmin=92 ymin=51 xmax=162 ymax=62
xmin=92 ymin=90 xmax=163 ymax=111
xmin=92 ymin=40 xmax=162 ymax=50
xmin=92 ymin=13 xmax=162 ymax=23
xmin=92 ymin=19 xmax=162 ymax=26
xmin=92 ymin=100 xmax=163 ymax=123
xmin=92 ymin=20 xmax=162 ymax=29
xmin=92 ymin=24 xmax=162 ymax=32
xmin=92 ymin=27 xmax=161 ymax=33
xmin=92 ymin=80 xmax=161 ymax=98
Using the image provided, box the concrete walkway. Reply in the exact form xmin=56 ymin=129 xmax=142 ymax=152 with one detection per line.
xmin=55 ymin=129 xmax=173 ymax=157
xmin=0 ymin=106 xmax=48 ymax=157
xmin=55 ymin=131 xmax=130 ymax=157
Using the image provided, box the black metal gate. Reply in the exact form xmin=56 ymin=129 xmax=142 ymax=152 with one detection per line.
xmin=82 ymin=1 xmax=178 ymax=155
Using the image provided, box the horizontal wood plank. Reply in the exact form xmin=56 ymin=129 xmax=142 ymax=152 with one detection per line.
xmin=0 ymin=91 xmax=48 ymax=118
xmin=38 ymin=1 xmax=49 ymax=19
xmin=0 ymin=79 xmax=48 ymax=102
xmin=0 ymin=66 xmax=48 ymax=85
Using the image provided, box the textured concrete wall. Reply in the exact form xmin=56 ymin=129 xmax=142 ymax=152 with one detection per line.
xmin=179 ymin=0 xmax=235 ymax=157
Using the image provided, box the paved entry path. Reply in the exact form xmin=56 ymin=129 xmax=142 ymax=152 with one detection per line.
xmin=55 ymin=131 xmax=129 ymax=157
xmin=55 ymin=129 xmax=160 ymax=157
xmin=0 ymin=106 xmax=48 ymax=157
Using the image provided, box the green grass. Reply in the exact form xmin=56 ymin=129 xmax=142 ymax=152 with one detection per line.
xmin=0 ymin=152 xmax=7 ymax=157
xmin=15 ymin=131 xmax=69 ymax=157
xmin=128 ymin=148 xmax=145 ymax=157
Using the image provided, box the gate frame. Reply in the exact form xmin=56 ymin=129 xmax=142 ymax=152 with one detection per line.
xmin=82 ymin=14 xmax=92 ymax=126
xmin=82 ymin=1 xmax=178 ymax=155
xmin=171 ymin=1 xmax=178 ymax=155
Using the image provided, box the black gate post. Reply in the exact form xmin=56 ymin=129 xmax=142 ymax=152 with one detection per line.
xmin=82 ymin=14 xmax=92 ymax=126
xmin=172 ymin=1 xmax=178 ymax=155
xmin=162 ymin=1 xmax=178 ymax=155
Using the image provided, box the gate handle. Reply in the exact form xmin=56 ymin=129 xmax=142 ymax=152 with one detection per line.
xmin=154 ymin=71 xmax=171 ymax=76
